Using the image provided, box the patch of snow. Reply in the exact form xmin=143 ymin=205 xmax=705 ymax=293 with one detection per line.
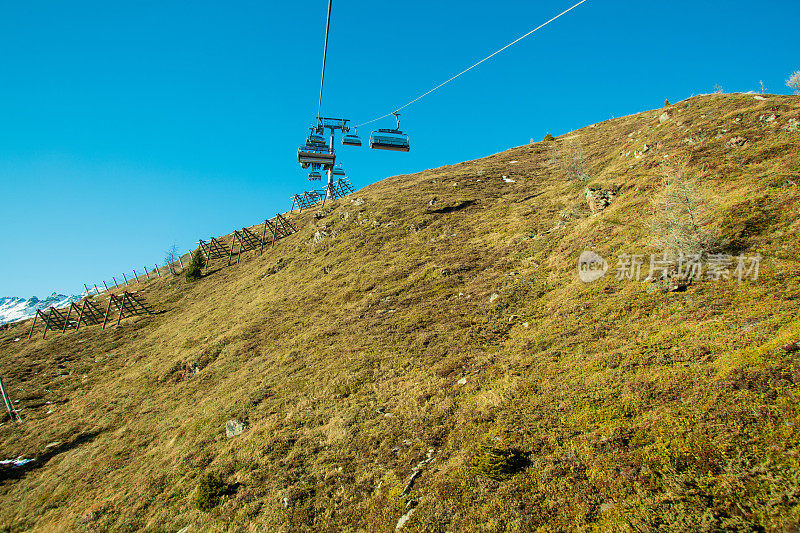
xmin=396 ymin=508 xmax=415 ymax=530
xmin=753 ymin=95 xmax=767 ymax=100
xmin=0 ymin=458 xmax=33 ymax=467
xmin=502 ymin=176 xmax=516 ymax=183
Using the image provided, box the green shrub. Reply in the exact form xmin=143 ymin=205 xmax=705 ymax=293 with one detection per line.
xmin=664 ymin=99 xmax=671 ymax=107
xmin=470 ymin=445 xmax=529 ymax=481
xmin=184 ymin=250 xmax=205 ymax=281
xmin=194 ymin=472 xmax=224 ymax=512
xmin=542 ymin=132 xmax=555 ymax=141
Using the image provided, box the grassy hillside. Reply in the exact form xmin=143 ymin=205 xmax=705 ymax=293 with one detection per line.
xmin=1 ymin=93 xmax=799 ymax=532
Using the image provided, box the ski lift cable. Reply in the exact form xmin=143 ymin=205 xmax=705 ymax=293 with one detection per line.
xmin=355 ymin=0 xmax=590 ymax=128
xmin=317 ymin=0 xmax=334 ymax=119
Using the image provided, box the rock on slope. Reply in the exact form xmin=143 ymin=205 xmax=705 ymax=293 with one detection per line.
xmin=0 ymin=94 xmax=799 ymax=531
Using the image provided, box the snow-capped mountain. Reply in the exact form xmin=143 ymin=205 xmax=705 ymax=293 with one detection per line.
xmin=0 ymin=293 xmax=86 ymax=326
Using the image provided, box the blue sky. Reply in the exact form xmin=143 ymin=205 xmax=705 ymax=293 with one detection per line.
xmin=1 ymin=0 xmax=798 ymax=297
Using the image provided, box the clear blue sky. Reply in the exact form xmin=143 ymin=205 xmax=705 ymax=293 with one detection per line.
xmin=1 ymin=0 xmax=798 ymax=297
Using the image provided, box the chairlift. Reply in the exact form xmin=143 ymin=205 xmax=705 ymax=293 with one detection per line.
xmin=298 ymin=143 xmax=335 ymax=166
xmin=307 ymin=126 xmax=326 ymax=146
xmin=342 ymin=128 xmax=362 ymax=147
xmin=369 ymin=112 xmax=410 ymax=152
xmin=332 ymin=163 xmax=345 ymax=176
xmin=308 ymin=170 xmax=322 ymax=180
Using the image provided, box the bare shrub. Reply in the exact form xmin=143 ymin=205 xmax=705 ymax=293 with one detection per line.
xmin=561 ymin=139 xmax=589 ymax=181
xmin=546 ymin=142 xmax=559 ymax=166
xmin=650 ymin=162 xmax=722 ymax=256
xmin=164 ymin=243 xmax=180 ymax=275
xmin=787 ymin=70 xmax=800 ymax=94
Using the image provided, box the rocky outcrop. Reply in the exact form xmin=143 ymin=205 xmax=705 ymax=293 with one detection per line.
xmin=586 ymin=187 xmax=616 ymax=213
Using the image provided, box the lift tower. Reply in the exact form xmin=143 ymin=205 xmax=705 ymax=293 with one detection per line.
xmin=315 ymin=117 xmax=351 ymax=200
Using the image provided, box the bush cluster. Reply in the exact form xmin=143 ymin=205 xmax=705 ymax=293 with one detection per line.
xmin=470 ymin=445 xmax=529 ymax=481
xmin=194 ymin=472 xmax=224 ymax=512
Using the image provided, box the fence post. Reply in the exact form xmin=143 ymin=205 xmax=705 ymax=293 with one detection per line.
xmin=94 ymin=284 xmax=99 ymax=295
xmin=83 ymin=283 xmax=89 ymax=294
xmin=155 ymin=264 xmax=161 ymax=278
xmin=113 ymin=276 xmax=118 ymax=288
xmin=0 ymin=377 xmax=19 ymax=423
xmin=178 ymin=255 xmax=184 ymax=268
xmin=144 ymin=266 xmax=150 ymax=280
xmin=133 ymin=269 xmax=138 ymax=282
xmin=103 ymin=281 xmax=108 ymax=291
xmin=122 ymin=273 xmax=128 ymax=286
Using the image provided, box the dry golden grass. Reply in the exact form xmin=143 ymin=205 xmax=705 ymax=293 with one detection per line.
xmin=0 ymin=94 xmax=799 ymax=531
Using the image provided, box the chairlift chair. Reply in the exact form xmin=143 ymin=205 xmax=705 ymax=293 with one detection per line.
xmin=298 ymin=143 xmax=336 ymax=166
xmin=332 ymin=163 xmax=346 ymax=177
xmin=308 ymin=170 xmax=322 ymax=180
xmin=369 ymin=112 xmax=410 ymax=152
xmin=307 ymin=126 xmax=326 ymax=146
xmin=342 ymin=128 xmax=362 ymax=147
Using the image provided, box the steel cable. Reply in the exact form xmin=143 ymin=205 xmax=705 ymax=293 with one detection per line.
xmin=356 ymin=0 xmax=589 ymax=128
xmin=317 ymin=0 xmax=334 ymax=119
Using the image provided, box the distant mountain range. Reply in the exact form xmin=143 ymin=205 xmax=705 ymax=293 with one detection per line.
xmin=0 ymin=293 xmax=85 ymax=326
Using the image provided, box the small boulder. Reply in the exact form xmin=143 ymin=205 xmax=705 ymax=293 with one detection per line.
xmin=727 ymin=136 xmax=748 ymax=147
xmin=225 ymin=419 xmax=246 ymax=438
xmin=661 ymin=278 xmax=690 ymax=293
xmin=600 ymin=500 xmax=616 ymax=513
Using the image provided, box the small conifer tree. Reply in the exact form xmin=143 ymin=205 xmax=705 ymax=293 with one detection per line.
xmin=664 ymin=99 xmax=671 ymax=107
xmin=184 ymin=250 xmax=205 ymax=281
xmin=543 ymin=132 xmax=555 ymax=141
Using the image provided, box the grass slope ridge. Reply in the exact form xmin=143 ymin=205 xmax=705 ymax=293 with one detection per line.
xmin=1 ymin=94 xmax=799 ymax=532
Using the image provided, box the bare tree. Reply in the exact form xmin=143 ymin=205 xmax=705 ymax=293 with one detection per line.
xmin=650 ymin=162 xmax=721 ymax=256
xmin=164 ymin=243 xmax=180 ymax=275
xmin=787 ymin=70 xmax=800 ymax=94
xmin=565 ymin=139 xmax=589 ymax=181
